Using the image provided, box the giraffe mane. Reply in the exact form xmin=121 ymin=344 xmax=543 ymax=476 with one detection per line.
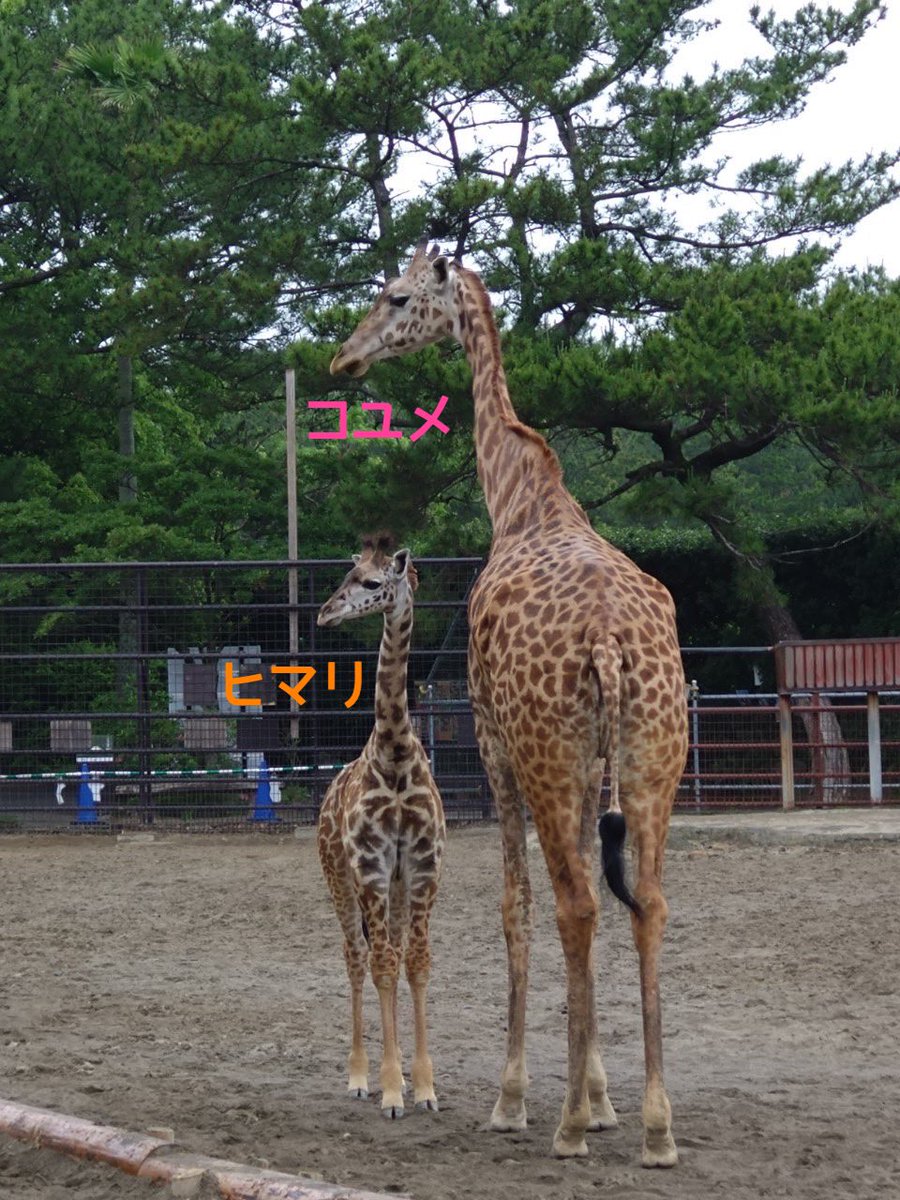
xmin=455 ymin=265 xmax=564 ymax=484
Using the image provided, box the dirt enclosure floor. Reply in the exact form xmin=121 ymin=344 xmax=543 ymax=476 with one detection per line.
xmin=1 ymin=820 xmax=899 ymax=1200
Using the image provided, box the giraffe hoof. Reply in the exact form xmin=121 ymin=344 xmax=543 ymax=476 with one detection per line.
xmin=348 ymin=1087 xmax=369 ymax=1101
xmin=552 ymin=1130 xmax=589 ymax=1158
xmin=490 ymin=1103 xmax=527 ymax=1132
xmin=642 ymin=1131 xmax=678 ymax=1168
xmin=415 ymin=1097 xmax=439 ymax=1113
xmin=587 ymin=1094 xmax=618 ymax=1130
xmin=381 ymin=1098 xmax=405 ymax=1120
xmin=587 ymin=1114 xmax=618 ymax=1131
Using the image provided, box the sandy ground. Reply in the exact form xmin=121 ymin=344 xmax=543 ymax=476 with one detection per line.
xmin=1 ymin=819 xmax=899 ymax=1200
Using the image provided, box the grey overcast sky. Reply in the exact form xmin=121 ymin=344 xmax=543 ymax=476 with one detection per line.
xmin=388 ymin=3 xmax=899 ymax=276
xmin=667 ymin=1 xmax=899 ymax=274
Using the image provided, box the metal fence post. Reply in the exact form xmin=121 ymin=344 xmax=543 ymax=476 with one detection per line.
xmin=426 ymin=683 xmax=436 ymax=776
xmin=778 ymin=693 xmax=795 ymax=811
xmin=308 ymin=565 xmax=320 ymax=806
xmin=286 ymin=369 xmax=300 ymax=744
xmin=867 ymin=690 xmax=883 ymax=805
xmin=136 ymin=567 xmax=152 ymax=825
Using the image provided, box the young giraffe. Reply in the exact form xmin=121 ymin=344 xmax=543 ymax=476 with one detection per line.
xmin=316 ymin=532 xmax=446 ymax=1119
xmin=330 ymin=244 xmax=688 ymax=1164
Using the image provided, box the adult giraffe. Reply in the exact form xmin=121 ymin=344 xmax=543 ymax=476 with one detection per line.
xmin=330 ymin=243 xmax=688 ymax=1164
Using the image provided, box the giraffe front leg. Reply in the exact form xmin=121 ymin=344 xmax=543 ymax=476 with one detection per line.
xmin=362 ymin=895 xmax=404 ymax=1119
xmin=374 ymin=965 xmax=404 ymax=1118
xmin=320 ymin=818 xmax=371 ymax=1102
xmin=407 ymin=968 xmax=437 ymax=1112
xmin=406 ymin=873 xmax=441 ymax=1113
xmin=388 ymin=869 xmax=409 ymax=1099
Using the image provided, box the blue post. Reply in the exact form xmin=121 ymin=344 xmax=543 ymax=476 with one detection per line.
xmin=76 ymin=761 xmax=98 ymax=824
xmin=253 ymin=757 xmax=277 ymax=822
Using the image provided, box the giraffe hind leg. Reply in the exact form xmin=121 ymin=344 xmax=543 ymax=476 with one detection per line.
xmin=507 ymin=764 xmax=599 ymax=1158
xmin=579 ymin=761 xmax=618 ymax=1132
xmin=549 ymin=834 xmax=600 ymax=1155
xmin=623 ymin=799 xmax=677 ymax=1168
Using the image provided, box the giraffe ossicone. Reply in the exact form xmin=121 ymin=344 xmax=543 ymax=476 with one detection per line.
xmin=316 ymin=532 xmax=446 ymax=1120
xmin=332 ymin=249 xmax=688 ymax=1166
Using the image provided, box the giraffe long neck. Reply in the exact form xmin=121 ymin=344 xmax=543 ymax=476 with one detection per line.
xmin=453 ymin=270 xmax=587 ymax=539
xmin=372 ymin=589 xmax=414 ymax=758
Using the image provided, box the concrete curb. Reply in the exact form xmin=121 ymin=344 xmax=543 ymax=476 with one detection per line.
xmin=668 ymin=807 xmax=900 ymax=848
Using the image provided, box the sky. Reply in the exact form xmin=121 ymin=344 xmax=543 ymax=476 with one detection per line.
xmin=666 ymin=0 xmax=900 ymax=274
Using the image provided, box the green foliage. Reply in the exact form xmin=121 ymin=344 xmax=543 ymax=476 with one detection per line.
xmin=1 ymin=0 xmax=898 ymax=645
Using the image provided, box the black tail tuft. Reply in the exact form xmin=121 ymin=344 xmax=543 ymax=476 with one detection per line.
xmin=598 ymin=811 xmax=642 ymax=918
xmin=361 ymin=915 xmax=370 ymax=945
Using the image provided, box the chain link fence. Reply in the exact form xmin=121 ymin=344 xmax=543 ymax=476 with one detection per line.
xmin=0 ymin=561 xmax=896 ymax=831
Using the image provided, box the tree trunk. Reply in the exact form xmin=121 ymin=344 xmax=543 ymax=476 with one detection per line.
xmin=701 ymin=513 xmax=853 ymax=806
xmin=758 ymin=596 xmax=850 ymax=806
xmin=117 ymin=352 xmax=136 ymax=503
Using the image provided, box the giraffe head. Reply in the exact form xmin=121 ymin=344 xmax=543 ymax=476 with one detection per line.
xmin=330 ymin=242 xmax=457 ymax=378
xmin=317 ymin=532 xmax=418 ymax=627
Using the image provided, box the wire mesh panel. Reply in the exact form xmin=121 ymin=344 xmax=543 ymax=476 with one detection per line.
xmin=881 ymin=705 xmax=900 ymax=802
xmin=678 ymin=696 xmax=782 ymax=809
xmin=787 ymin=697 xmax=900 ymax=806
xmin=0 ymin=559 xmax=484 ymax=831
xmin=1 ymin=560 xmax=897 ymax=831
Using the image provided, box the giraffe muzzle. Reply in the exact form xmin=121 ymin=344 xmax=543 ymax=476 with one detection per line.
xmin=317 ymin=607 xmax=342 ymax=628
xmin=330 ymin=350 xmax=368 ymax=378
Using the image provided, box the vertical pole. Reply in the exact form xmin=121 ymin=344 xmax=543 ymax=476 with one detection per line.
xmin=426 ymin=683 xmax=436 ymax=776
xmin=136 ymin=568 xmax=152 ymax=825
xmin=867 ymin=690 xmax=883 ymax=805
xmin=308 ymin=565 xmax=320 ymax=810
xmin=286 ymin=369 xmax=299 ymax=744
xmin=689 ymin=679 xmax=701 ymax=811
xmin=778 ymin=693 xmax=795 ymax=811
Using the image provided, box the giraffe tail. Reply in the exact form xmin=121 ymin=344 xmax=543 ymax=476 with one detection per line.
xmin=592 ymin=637 xmax=642 ymax=919
xmin=599 ymin=811 xmax=641 ymax=918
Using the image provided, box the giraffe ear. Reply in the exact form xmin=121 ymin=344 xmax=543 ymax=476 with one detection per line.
xmin=432 ymin=256 xmax=449 ymax=286
xmin=351 ymin=554 xmax=361 ymax=565
xmin=392 ymin=548 xmax=411 ymax=579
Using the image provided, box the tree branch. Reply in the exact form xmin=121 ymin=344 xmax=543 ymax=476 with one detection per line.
xmin=0 ymin=265 xmax=67 ymax=294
